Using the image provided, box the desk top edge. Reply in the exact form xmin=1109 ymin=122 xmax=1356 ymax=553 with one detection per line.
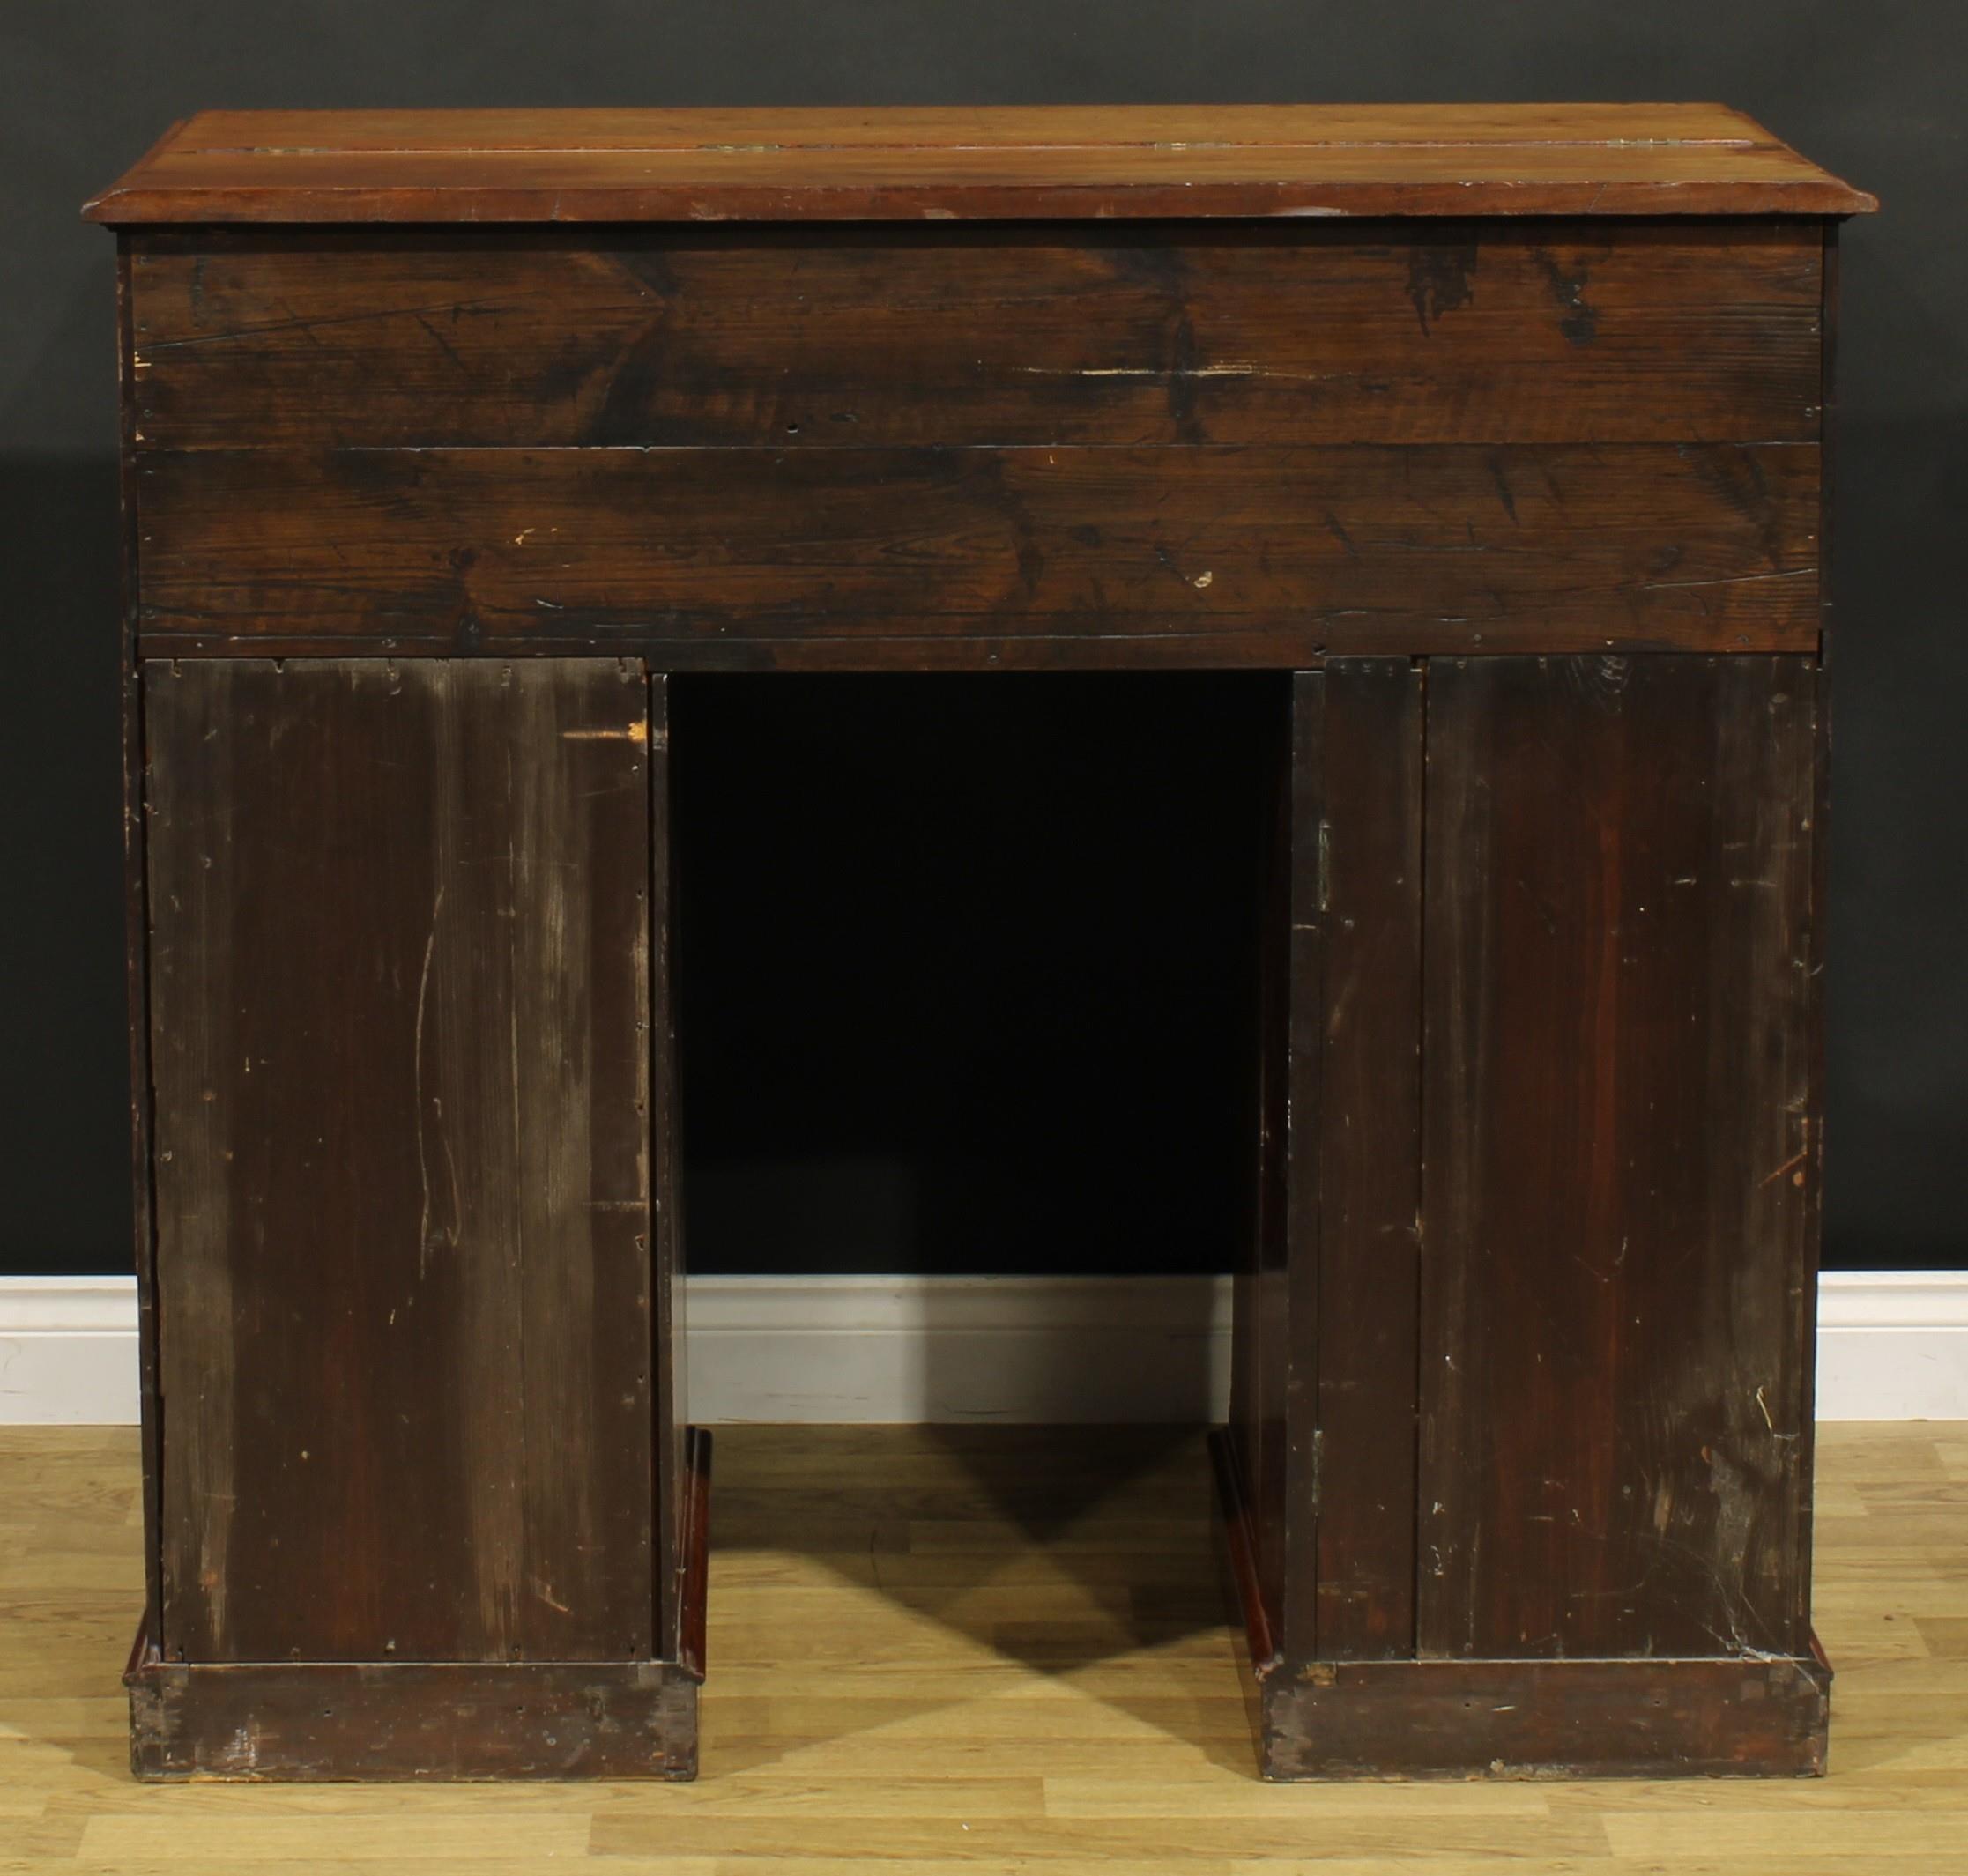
xmin=83 ymin=104 xmax=1877 ymax=225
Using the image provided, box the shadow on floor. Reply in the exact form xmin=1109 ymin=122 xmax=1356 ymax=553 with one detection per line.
xmin=704 ymin=1421 xmax=1255 ymax=1776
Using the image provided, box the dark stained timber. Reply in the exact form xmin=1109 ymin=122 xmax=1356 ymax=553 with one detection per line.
xmin=116 ymin=239 xmax=167 ymax=1639
xmin=134 ymin=442 xmax=1820 ymax=656
xmin=675 ymin=1427 xmax=712 ymax=1682
xmin=127 ymin=225 xmax=1822 ymax=450
xmin=1229 ymin=662 xmax=1425 ymax=1670
xmin=1313 ymin=660 xmax=1424 ymax=1661
xmin=124 ymin=1433 xmax=710 ymax=1779
xmin=1280 ymin=675 xmax=1325 ymax=1667
xmin=1418 ymin=655 xmax=1820 ymax=1663
xmin=650 ymin=673 xmax=689 ymax=1660
xmin=1210 ymin=1433 xmax=1829 ymax=1779
xmin=1230 ymin=674 xmax=1299 ymax=1657
xmin=125 ymin=1630 xmax=699 ymax=1781
xmin=93 ymin=101 xmax=1866 ymax=1783
xmin=1254 ymin=1656 xmax=1830 ymax=1781
xmin=143 ymin=657 xmax=657 ymax=1665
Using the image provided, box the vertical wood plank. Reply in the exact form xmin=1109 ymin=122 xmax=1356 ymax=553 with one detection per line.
xmin=1280 ymin=672 xmax=1326 ymax=1666
xmin=1418 ymin=655 xmax=1818 ymax=1661
xmin=145 ymin=657 xmax=654 ymax=1664
xmin=118 ymin=235 xmax=166 ymax=1637
xmin=1230 ymin=676 xmax=1297 ymax=1656
xmin=1230 ymin=673 xmax=1325 ymax=1657
xmin=650 ymin=672 xmax=688 ymax=1657
xmin=1793 ymin=224 xmax=1839 ymax=1641
xmin=1314 ymin=660 xmax=1424 ymax=1659
xmin=1234 ymin=664 xmax=1427 ymax=1668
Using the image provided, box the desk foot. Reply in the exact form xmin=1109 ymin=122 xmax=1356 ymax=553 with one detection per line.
xmin=124 ymin=1638 xmax=699 ymax=1781
xmin=1207 ymin=1429 xmax=1831 ymax=1780
xmin=123 ymin=1428 xmax=714 ymax=1782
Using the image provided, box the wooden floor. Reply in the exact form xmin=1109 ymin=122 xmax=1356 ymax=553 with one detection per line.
xmin=2 ymin=1423 xmax=1964 ymax=1873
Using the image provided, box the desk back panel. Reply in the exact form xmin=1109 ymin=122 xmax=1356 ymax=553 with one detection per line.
xmin=96 ymin=123 xmax=1847 ymax=1762
xmin=126 ymin=225 xmax=1820 ymax=451
xmin=124 ymin=226 xmax=1820 ymax=667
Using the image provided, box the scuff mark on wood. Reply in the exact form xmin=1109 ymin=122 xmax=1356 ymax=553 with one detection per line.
xmin=1407 ymin=242 xmax=1478 ymax=336
xmin=1532 ymin=249 xmax=1600 ymax=345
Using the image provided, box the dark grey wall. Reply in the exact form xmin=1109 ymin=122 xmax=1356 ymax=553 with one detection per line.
xmin=4 ymin=3 xmax=1962 ymax=1275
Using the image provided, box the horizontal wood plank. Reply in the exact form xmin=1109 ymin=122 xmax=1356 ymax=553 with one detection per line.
xmin=135 ymin=442 xmax=1819 ymax=657
xmin=129 ymin=630 xmax=1338 ymax=671
xmin=128 ymin=1640 xmax=699 ymax=1781
xmin=127 ymin=226 xmax=1823 ymax=450
xmin=84 ymin=105 xmax=1876 ymax=223
xmin=108 ymin=101 xmax=1829 ymax=153
xmin=1255 ymin=1655 xmax=1831 ymax=1779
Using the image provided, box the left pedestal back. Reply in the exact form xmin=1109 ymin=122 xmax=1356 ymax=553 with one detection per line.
xmin=141 ymin=656 xmax=659 ymax=1664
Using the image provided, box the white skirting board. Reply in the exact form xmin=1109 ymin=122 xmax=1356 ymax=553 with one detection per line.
xmin=2 ymin=1270 xmax=1964 ymax=1426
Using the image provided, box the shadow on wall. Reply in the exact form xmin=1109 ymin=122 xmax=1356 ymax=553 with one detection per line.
xmin=0 ymin=454 xmax=129 ymax=1276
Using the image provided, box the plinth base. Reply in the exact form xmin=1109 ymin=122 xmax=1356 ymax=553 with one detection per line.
xmin=1207 ymin=1430 xmax=1831 ymax=1780
xmin=126 ymin=1429 xmax=712 ymax=1781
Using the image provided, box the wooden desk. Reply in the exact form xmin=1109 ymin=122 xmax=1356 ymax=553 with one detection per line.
xmin=85 ymin=105 xmax=1875 ymax=1783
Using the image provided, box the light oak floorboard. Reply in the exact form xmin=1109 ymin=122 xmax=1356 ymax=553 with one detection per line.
xmin=0 ymin=1422 xmax=1963 ymax=1872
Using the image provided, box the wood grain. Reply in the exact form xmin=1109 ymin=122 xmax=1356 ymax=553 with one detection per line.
xmin=1230 ymin=662 xmax=1426 ymax=1671
xmin=1229 ymin=675 xmax=1296 ymax=1658
xmin=1268 ymin=1659 xmax=1827 ymax=1782
xmin=82 ymin=105 xmax=1877 ymax=223
xmin=1417 ymin=655 xmax=1820 ymax=1662
xmin=126 ymin=225 xmax=1823 ymax=450
xmin=1278 ymin=675 xmax=1327 ymax=1669
xmin=115 ymin=240 xmax=167 ymax=1647
xmin=127 ymin=1637 xmax=699 ymax=1781
xmin=1312 ymin=660 xmax=1424 ymax=1662
xmin=133 ymin=442 xmax=1821 ymax=656
xmin=1213 ymin=1436 xmax=1829 ymax=1779
xmin=125 ymin=1432 xmax=712 ymax=1779
xmin=650 ymin=672 xmax=688 ymax=1659
xmin=1229 ymin=672 xmax=1332 ymax=1667
xmin=143 ymin=657 xmax=656 ymax=1664
xmin=1276 ymin=674 xmax=1326 ymax=1666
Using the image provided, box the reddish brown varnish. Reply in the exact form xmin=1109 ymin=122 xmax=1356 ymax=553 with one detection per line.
xmin=143 ymin=658 xmax=659 ymax=1666
xmin=85 ymin=105 xmax=1874 ymax=222
xmin=92 ymin=105 xmax=1872 ymax=1783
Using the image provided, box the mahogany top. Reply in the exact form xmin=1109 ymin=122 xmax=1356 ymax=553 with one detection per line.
xmin=84 ymin=104 xmax=1875 ymax=225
